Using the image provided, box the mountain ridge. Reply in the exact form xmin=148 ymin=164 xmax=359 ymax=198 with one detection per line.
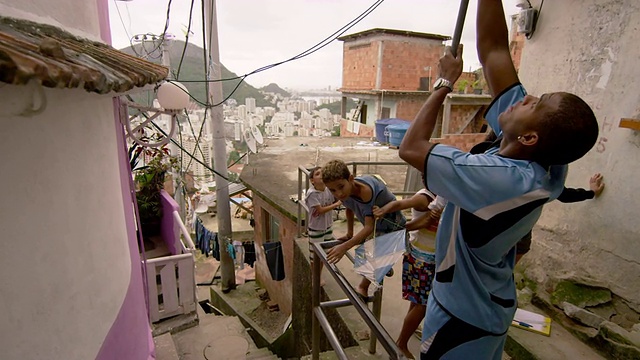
xmin=120 ymin=40 xmax=274 ymax=107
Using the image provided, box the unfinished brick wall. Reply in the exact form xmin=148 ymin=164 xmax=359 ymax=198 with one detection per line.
xmin=339 ymin=119 xmax=375 ymax=138
xmin=396 ymin=98 xmax=427 ymax=121
xmin=447 ymin=105 xmax=487 ymax=134
xmin=341 ymin=40 xmax=380 ymax=90
xmin=378 ymin=39 xmax=444 ymax=91
xmin=341 ymin=35 xmax=444 ymax=92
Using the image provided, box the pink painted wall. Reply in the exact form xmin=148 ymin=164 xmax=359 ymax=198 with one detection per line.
xmin=95 ymin=1 xmax=155 ymax=359
xmin=160 ymin=190 xmax=181 ymax=255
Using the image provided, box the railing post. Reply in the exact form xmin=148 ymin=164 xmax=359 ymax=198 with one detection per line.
xmin=352 ymin=163 xmax=358 ymax=177
xmin=369 ymin=286 xmax=384 ymax=354
xmin=298 ymin=166 xmax=303 ymax=237
xmin=311 ymin=241 xmax=321 ymax=360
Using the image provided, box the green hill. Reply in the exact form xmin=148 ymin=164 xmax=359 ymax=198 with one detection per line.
xmin=317 ymin=99 xmax=357 ymax=114
xmin=260 ymin=83 xmax=291 ymax=97
xmin=120 ymin=40 xmax=272 ymax=107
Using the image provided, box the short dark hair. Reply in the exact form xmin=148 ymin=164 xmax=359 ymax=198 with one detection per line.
xmin=535 ymin=92 xmax=599 ymax=165
xmin=322 ymin=160 xmax=351 ymax=183
xmin=308 ymin=166 xmax=321 ymax=177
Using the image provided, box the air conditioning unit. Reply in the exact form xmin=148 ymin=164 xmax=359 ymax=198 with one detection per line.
xmin=517 ymin=8 xmax=538 ymax=35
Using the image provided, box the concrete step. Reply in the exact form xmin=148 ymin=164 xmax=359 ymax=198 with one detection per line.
xmin=301 ymin=346 xmax=388 ymax=359
xmin=246 ymin=347 xmax=279 ymax=359
xmin=172 ymin=315 xmax=262 ymax=360
xmin=153 ymin=332 xmax=179 ymax=360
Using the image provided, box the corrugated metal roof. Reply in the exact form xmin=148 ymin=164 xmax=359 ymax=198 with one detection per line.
xmin=0 ymin=16 xmax=168 ymax=94
xmin=338 ymin=28 xmax=451 ymax=42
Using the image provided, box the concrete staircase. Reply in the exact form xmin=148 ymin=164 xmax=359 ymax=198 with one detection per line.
xmin=153 ymin=309 xmax=280 ymax=360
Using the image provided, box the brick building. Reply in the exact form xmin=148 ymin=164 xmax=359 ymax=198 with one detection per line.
xmin=337 ymin=28 xmax=449 ymax=137
xmin=337 ymin=27 xmax=491 ymax=149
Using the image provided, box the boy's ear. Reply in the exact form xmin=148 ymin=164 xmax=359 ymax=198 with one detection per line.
xmin=348 ymin=174 xmax=354 ymax=182
xmin=518 ymin=132 xmax=539 ymax=146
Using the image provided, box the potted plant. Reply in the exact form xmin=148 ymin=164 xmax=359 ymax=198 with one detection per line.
xmin=457 ymin=79 xmax=469 ymax=94
xmin=472 ymin=79 xmax=484 ymax=95
xmin=132 ymin=143 xmax=178 ymax=242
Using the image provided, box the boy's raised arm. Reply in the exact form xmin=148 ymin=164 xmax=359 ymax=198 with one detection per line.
xmin=477 ymin=0 xmax=519 ymax=96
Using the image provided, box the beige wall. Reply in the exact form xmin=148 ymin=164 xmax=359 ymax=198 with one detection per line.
xmin=0 ymin=0 xmax=101 ymax=40
xmin=0 ymin=86 xmax=132 ymax=358
xmin=518 ymin=0 xmax=640 ymax=311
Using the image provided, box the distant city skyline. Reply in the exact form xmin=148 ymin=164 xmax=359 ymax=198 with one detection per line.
xmin=109 ymin=0 xmax=519 ymax=90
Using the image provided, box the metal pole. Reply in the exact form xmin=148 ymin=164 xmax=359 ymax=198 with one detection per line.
xmin=204 ymin=0 xmax=236 ymax=291
xmin=311 ymin=242 xmax=322 ymax=360
xmin=451 ymin=0 xmax=470 ymax=57
xmin=369 ymin=287 xmax=384 ymax=354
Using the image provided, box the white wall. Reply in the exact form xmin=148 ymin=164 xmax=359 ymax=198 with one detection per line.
xmin=519 ymin=0 xmax=640 ymax=311
xmin=0 ymin=0 xmax=101 ymax=41
xmin=0 ymin=86 xmax=131 ymax=359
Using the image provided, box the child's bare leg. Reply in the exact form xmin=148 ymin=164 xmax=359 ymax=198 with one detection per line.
xmin=357 ymin=277 xmax=371 ymax=298
xmin=396 ymin=302 xmax=426 ymax=359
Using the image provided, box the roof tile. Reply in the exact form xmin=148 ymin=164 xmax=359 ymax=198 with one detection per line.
xmin=0 ymin=16 xmax=168 ymax=94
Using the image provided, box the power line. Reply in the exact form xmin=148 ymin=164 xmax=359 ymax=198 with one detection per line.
xmin=176 ymin=0 xmax=384 ymax=85
xmin=167 ymin=0 xmax=384 ymax=109
xmin=175 ymin=0 xmax=196 ymax=79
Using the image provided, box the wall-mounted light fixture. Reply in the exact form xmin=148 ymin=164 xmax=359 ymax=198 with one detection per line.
xmin=122 ymin=80 xmax=190 ymax=148
xmin=516 ymin=0 xmax=540 ymax=39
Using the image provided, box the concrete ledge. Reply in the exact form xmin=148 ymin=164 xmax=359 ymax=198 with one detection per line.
xmin=209 ymin=284 xmax=275 ymax=349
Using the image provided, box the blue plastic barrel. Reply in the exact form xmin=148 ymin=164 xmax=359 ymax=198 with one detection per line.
xmin=387 ymin=123 xmax=411 ymax=147
xmin=375 ymin=118 xmax=409 ymax=144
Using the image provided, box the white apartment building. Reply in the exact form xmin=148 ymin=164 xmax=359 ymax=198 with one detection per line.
xmin=318 ymin=108 xmax=332 ymax=120
xmin=245 ymin=97 xmax=256 ymax=113
xmin=237 ymin=105 xmax=247 ymax=120
xmin=180 ymin=134 xmax=213 ymax=182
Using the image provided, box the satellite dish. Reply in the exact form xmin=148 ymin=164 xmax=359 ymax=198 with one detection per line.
xmin=195 ymin=203 xmax=208 ymax=214
xmin=252 ymin=125 xmax=264 ymax=144
xmin=244 ymin=129 xmax=257 ymax=153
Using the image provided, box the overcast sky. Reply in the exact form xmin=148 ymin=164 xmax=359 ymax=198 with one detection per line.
xmin=109 ymin=0 xmax=520 ymax=90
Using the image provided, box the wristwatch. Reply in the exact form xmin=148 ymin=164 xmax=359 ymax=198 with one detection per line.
xmin=433 ymin=78 xmax=453 ymax=92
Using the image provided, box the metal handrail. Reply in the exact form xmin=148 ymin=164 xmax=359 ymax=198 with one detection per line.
xmin=173 ymin=210 xmax=196 ymax=254
xmin=310 ymin=240 xmax=407 ymax=360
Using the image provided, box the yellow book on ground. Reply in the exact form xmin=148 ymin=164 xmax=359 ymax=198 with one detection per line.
xmin=511 ymin=308 xmax=552 ymax=336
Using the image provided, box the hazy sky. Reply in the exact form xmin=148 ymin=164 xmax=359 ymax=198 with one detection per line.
xmin=109 ymin=0 xmax=520 ymax=90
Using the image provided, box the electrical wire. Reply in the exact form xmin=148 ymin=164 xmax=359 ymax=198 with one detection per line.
xmin=178 ymin=0 xmax=385 ymax=84
xmin=166 ymin=0 xmax=384 ymax=109
xmin=175 ymin=0 xmax=196 ymax=79
xmin=113 ymin=0 xmax=136 ymax=54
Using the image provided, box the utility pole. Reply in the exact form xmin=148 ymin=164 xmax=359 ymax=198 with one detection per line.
xmin=159 ymin=35 xmax=184 ymax=214
xmin=204 ymin=0 xmax=236 ymax=292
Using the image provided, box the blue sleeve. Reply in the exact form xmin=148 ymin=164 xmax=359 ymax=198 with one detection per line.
xmin=484 ymin=84 xmax=527 ymax=136
xmin=423 ymin=144 xmax=537 ymax=212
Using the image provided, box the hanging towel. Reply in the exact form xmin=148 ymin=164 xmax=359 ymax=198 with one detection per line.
xmin=263 ymin=242 xmax=286 ymax=281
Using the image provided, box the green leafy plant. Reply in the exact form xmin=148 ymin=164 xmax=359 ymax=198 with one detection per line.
xmin=457 ymin=79 xmax=469 ymax=93
xmin=133 ymin=144 xmax=178 ymax=237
